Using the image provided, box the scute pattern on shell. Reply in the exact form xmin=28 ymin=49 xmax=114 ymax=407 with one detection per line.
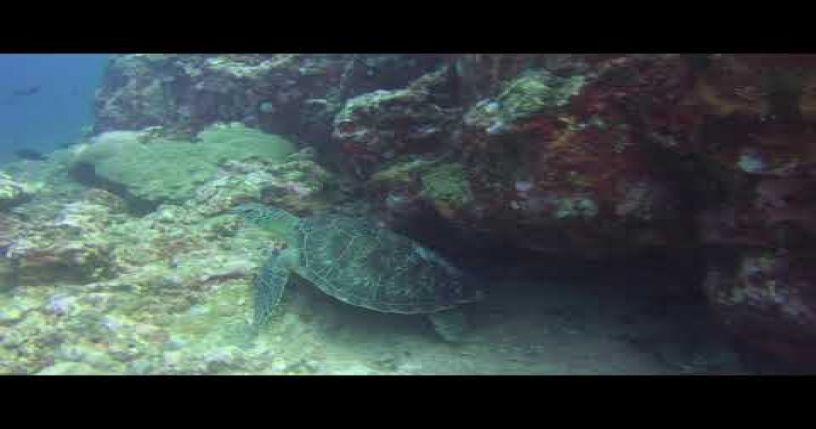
xmin=291 ymin=214 xmax=481 ymax=314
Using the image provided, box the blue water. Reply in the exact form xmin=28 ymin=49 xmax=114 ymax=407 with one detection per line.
xmin=0 ymin=54 xmax=108 ymax=164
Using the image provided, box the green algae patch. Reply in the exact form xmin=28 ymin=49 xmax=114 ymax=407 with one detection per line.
xmin=372 ymin=158 xmax=475 ymax=211
xmin=370 ymin=158 xmax=439 ymax=187
xmin=88 ymin=141 xmax=218 ymax=203
xmin=497 ymin=70 xmax=586 ymax=123
xmin=420 ymin=163 xmax=474 ymax=209
xmin=72 ymin=123 xmax=296 ymax=205
xmin=196 ymin=123 xmax=296 ymax=163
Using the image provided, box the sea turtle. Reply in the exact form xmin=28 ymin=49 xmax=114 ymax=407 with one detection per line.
xmin=233 ymin=203 xmax=484 ymax=341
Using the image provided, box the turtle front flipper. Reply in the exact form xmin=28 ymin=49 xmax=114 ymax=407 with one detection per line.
xmin=428 ymin=308 xmax=469 ymax=342
xmin=252 ymin=248 xmax=294 ymax=331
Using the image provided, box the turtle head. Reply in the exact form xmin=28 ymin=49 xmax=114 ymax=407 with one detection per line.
xmin=230 ymin=203 xmax=300 ymax=239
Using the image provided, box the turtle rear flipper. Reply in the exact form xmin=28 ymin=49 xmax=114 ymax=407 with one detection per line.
xmin=252 ymin=249 xmax=293 ymax=331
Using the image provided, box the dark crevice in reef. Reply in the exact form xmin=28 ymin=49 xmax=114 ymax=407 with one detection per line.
xmin=69 ymin=162 xmax=158 ymax=216
xmin=395 ymin=208 xmax=704 ymax=293
xmin=392 ymin=210 xmax=816 ymax=373
xmin=729 ymin=339 xmax=816 ymax=374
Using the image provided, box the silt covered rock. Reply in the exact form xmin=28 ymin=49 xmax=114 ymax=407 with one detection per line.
xmin=94 ymin=54 xmax=445 ymax=145
xmin=681 ymin=54 xmax=816 ymax=364
xmin=0 ymin=172 xmax=36 ymax=210
xmin=449 ymin=55 xmax=700 ymax=256
xmin=332 ymin=67 xmax=461 ymax=178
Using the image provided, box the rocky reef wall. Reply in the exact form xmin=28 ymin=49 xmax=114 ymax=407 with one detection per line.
xmin=73 ymin=53 xmax=816 ymax=365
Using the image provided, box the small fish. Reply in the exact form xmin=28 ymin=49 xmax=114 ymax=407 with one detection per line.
xmin=11 ymin=85 xmax=41 ymax=97
xmin=1 ymin=85 xmax=42 ymax=105
xmin=13 ymin=148 xmax=48 ymax=161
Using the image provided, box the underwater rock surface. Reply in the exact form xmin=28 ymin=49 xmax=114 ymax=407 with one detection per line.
xmin=0 ymin=53 xmax=813 ymax=371
xmin=89 ymin=53 xmax=816 ymax=365
xmin=0 ymin=172 xmax=36 ymax=210
xmin=689 ymin=54 xmax=816 ymax=362
xmin=93 ymin=54 xmax=445 ymax=143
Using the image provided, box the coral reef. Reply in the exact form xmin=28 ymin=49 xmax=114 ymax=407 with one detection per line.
xmin=0 ymin=149 xmax=343 ymax=374
xmin=5 ymin=53 xmax=816 ymax=371
xmin=345 ymin=54 xmax=816 ymax=363
xmin=94 ymin=54 xmax=444 ymax=145
xmin=704 ymin=250 xmax=816 ymax=363
xmin=189 ymin=148 xmax=337 ymax=217
xmin=453 ymin=54 xmax=579 ymax=105
xmin=325 ymin=55 xmax=702 ymax=258
xmin=332 ymin=67 xmax=461 ymax=178
xmin=0 ymin=188 xmax=125 ymax=289
xmin=442 ymin=55 xmax=698 ymax=256
xmin=689 ymin=54 xmax=816 ymax=363
xmin=0 ymin=121 xmax=370 ymax=374
xmin=0 ymin=172 xmax=37 ymax=210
